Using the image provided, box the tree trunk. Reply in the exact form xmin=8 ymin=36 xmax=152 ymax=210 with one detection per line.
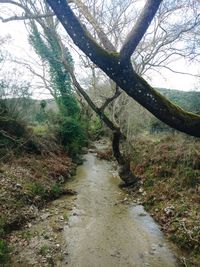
xmin=112 ymin=131 xmax=138 ymax=186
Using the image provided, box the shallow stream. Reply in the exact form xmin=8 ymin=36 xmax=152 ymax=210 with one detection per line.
xmin=10 ymin=148 xmax=178 ymax=267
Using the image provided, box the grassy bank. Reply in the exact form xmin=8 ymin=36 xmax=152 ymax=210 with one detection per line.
xmin=130 ymin=134 xmax=200 ymax=266
xmin=0 ymin=147 xmax=77 ymax=264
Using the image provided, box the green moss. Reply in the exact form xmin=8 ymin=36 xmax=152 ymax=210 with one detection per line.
xmin=109 ymin=51 xmax=120 ymax=58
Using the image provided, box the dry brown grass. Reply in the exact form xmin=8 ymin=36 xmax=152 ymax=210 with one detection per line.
xmin=130 ymin=133 xmax=200 ymax=266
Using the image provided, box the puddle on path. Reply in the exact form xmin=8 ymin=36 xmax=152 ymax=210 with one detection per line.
xmin=10 ymin=150 xmax=178 ymax=267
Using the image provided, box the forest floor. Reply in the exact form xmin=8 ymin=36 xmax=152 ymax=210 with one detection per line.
xmin=127 ymin=133 xmax=200 ymax=267
xmin=0 ymin=150 xmax=77 ymax=264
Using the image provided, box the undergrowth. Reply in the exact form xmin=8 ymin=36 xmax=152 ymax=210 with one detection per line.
xmin=131 ymin=133 xmax=200 ymax=266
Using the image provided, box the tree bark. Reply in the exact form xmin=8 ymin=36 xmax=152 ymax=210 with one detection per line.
xmin=46 ymin=0 xmax=200 ymax=138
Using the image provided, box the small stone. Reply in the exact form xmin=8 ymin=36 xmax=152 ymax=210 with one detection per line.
xmin=54 ymin=226 xmax=64 ymax=232
xmin=139 ymin=213 xmax=146 ymax=216
xmin=16 ymin=183 xmax=22 ymax=189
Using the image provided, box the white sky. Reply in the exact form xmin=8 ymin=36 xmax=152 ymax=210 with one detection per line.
xmin=0 ymin=17 xmax=199 ymax=99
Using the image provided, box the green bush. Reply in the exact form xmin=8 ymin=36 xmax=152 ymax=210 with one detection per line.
xmin=51 ymin=183 xmax=62 ymax=198
xmin=59 ymin=117 xmax=87 ymax=158
xmin=27 ymin=182 xmax=46 ymax=197
xmin=89 ymin=116 xmax=103 ymax=139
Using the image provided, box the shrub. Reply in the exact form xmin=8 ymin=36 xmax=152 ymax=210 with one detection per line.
xmin=50 ymin=183 xmax=62 ymax=198
xmin=59 ymin=117 xmax=87 ymax=158
xmin=39 ymin=245 xmax=49 ymax=256
xmin=89 ymin=116 xmax=103 ymax=139
xmin=27 ymin=182 xmax=46 ymax=197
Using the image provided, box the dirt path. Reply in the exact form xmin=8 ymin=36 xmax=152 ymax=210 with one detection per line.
xmin=9 ymin=149 xmax=178 ymax=267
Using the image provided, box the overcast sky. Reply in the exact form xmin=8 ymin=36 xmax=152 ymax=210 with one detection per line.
xmin=0 ymin=15 xmax=199 ymax=98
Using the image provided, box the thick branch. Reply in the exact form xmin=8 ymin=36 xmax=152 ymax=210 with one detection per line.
xmin=120 ymin=0 xmax=163 ymax=61
xmin=46 ymin=0 xmax=116 ymax=68
xmin=112 ymin=130 xmax=124 ymax=164
xmin=46 ymin=0 xmax=200 ymax=137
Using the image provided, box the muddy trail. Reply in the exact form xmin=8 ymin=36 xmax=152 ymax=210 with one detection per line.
xmin=9 ymin=145 xmax=179 ymax=267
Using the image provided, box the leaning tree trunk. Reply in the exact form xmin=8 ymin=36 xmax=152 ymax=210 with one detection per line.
xmin=112 ymin=130 xmax=138 ymax=186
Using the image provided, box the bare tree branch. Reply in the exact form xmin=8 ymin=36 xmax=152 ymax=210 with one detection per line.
xmin=120 ymin=0 xmax=163 ymax=61
xmin=0 ymin=12 xmax=54 ymax=23
xmin=0 ymin=129 xmax=21 ymax=143
xmin=149 ymin=63 xmax=200 ymax=78
xmin=71 ymin=0 xmax=116 ymax=52
xmin=100 ymin=85 xmax=121 ymax=112
xmin=0 ymin=0 xmax=25 ymax=9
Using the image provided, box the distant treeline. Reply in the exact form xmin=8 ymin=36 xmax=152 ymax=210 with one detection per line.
xmin=150 ymin=88 xmax=200 ymax=133
xmin=157 ymin=88 xmax=200 ymax=114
